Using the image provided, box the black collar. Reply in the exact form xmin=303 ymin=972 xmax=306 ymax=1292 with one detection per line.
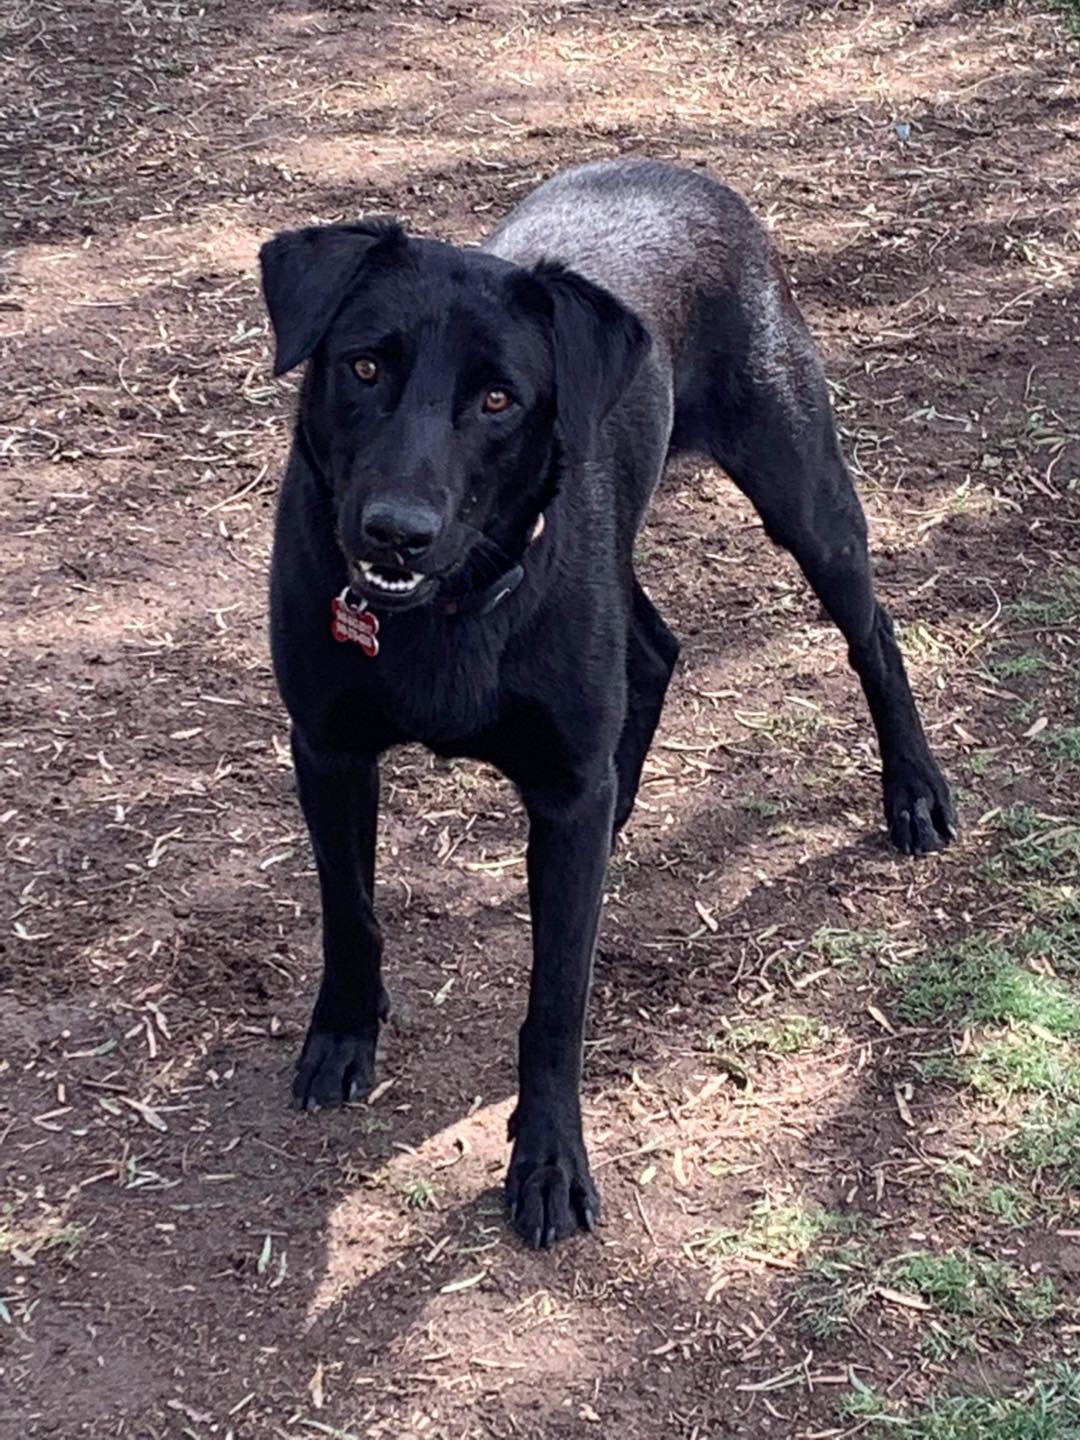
xmin=440 ymin=561 xmax=525 ymax=616
xmin=442 ymin=509 xmax=544 ymax=615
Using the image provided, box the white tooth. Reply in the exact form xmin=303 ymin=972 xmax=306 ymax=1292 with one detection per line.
xmin=357 ymin=562 xmax=422 ymax=594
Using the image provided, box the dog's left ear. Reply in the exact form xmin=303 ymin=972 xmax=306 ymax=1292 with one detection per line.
xmin=259 ymin=221 xmax=405 ymax=377
xmin=522 ymin=261 xmax=651 ymax=459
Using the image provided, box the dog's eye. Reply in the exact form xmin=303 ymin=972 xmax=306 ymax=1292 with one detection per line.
xmin=482 ymin=387 xmax=512 ymax=414
xmin=354 ymin=357 xmax=379 ymax=383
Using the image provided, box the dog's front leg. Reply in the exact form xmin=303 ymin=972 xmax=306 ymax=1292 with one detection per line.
xmin=507 ymin=763 xmax=615 ymax=1248
xmin=290 ymin=730 xmax=388 ymax=1110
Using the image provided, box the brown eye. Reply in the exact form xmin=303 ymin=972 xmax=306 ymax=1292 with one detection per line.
xmin=354 ymin=356 xmax=378 ymax=383
xmin=482 ymin=387 xmax=511 ymax=414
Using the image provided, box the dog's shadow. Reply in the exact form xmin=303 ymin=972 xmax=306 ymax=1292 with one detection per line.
xmin=256 ymin=801 xmax=902 ymax=1367
xmin=18 ymin=756 xmax=942 ymax=1433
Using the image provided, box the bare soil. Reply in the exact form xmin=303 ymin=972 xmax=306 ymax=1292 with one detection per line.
xmin=1 ymin=1 xmax=1078 ymax=1436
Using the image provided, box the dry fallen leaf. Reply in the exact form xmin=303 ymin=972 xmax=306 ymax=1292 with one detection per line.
xmin=878 ymin=1287 xmax=932 ymax=1311
xmin=308 ymin=1360 xmax=325 ymax=1410
xmin=440 ymin=1271 xmax=485 ymax=1295
xmin=893 ymin=1084 xmax=915 ymax=1128
xmin=694 ymin=898 xmax=719 ymax=932
xmin=867 ymin=1003 xmax=896 ymax=1035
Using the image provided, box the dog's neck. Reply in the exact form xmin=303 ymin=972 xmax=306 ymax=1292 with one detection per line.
xmin=438 ymin=512 xmax=545 ymax=616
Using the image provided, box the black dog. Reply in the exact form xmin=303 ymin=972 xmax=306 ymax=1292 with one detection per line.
xmin=260 ymin=160 xmax=955 ymax=1249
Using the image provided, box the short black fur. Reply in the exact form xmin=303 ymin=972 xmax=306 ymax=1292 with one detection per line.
xmin=259 ymin=163 xmax=955 ymax=1251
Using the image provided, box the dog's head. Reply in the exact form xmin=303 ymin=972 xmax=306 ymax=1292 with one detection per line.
xmin=259 ymin=221 xmax=649 ymax=611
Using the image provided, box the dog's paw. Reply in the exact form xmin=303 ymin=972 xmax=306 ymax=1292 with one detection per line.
xmin=292 ymin=1028 xmax=379 ymax=1110
xmin=505 ymin=1118 xmax=600 ymax=1250
xmin=293 ymin=986 xmax=389 ymax=1110
xmin=884 ymin=757 xmax=957 ymax=857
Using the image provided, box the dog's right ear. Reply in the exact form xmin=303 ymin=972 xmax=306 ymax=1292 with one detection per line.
xmin=259 ymin=221 xmax=405 ymax=377
xmin=511 ymin=260 xmax=651 ymax=462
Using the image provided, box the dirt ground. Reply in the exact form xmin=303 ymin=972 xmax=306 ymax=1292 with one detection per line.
xmin=2 ymin=0 xmax=1079 ymax=1436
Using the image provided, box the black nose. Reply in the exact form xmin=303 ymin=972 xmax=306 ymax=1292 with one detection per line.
xmin=360 ymin=498 xmax=442 ymax=559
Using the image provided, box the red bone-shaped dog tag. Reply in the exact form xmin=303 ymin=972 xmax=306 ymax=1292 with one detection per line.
xmin=331 ymin=589 xmax=380 ymax=657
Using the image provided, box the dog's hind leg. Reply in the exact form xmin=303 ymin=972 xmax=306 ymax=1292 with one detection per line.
xmin=290 ymin=731 xmax=389 ymax=1108
xmin=613 ymin=580 xmax=679 ymax=836
xmin=679 ymin=304 xmax=955 ymax=855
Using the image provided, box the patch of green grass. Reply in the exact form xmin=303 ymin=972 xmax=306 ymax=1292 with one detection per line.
xmin=780 ymin=924 xmax=895 ymax=983
xmin=970 ymin=1029 xmax=1080 ymax=1102
xmin=904 ymin=1249 xmax=1059 ymax=1319
xmin=983 ymin=1183 xmax=1034 ymax=1224
xmin=986 ymin=893 xmax=1080 ymax=985
xmin=994 ymin=814 xmax=1080 ymax=880
xmin=901 ymin=927 xmax=1080 ymax=1189
xmin=840 ymin=1380 xmax=889 ymax=1421
xmin=991 ymin=649 xmax=1048 ymax=681
xmin=796 ymin=1243 xmax=876 ymax=1339
xmin=1024 ymin=882 xmax=1080 ymax=928
xmin=729 ymin=1013 xmax=827 ymax=1055
xmin=897 ymin=936 xmax=1080 ymax=1036
xmin=801 ymin=1243 xmax=1055 ymax=1354
xmin=811 ymin=925 xmax=892 ymax=964
xmin=1052 ymin=727 xmax=1080 ymax=764
xmin=767 ymin=697 xmax=824 ymax=748
xmin=843 ymin=1365 xmax=1080 ymax=1439
xmin=890 ymin=1250 xmax=980 ymax=1315
xmin=916 ymin=1050 xmax=968 ymax=1085
xmin=738 ymin=795 xmax=785 ymax=819
xmin=1051 ymin=0 xmax=1080 ymax=39
xmin=939 ymin=1162 xmax=1033 ymax=1227
xmin=1015 ymin=825 xmax=1080 ymax=877
xmin=1011 ymin=568 xmax=1080 ymax=627
xmin=985 ymin=813 xmax=1080 ymax=907
xmin=886 ymin=1249 xmax=1056 ymax=1357
xmin=901 ymin=619 xmax=948 ymax=661
xmin=42 ymin=1223 xmax=87 ymax=1257
xmin=997 ymin=802 xmax=1042 ymax=838
xmin=1013 ymin=919 xmax=1080 ymax=975
xmin=700 ymin=1035 xmax=752 ymax=1088
xmin=968 ymin=747 xmax=1001 ymax=777
xmin=1011 ymin=1100 xmax=1080 ymax=1186
xmin=915 ymin=1025 xmax=1080 ymax=1190
xmin=692 ymin=1194 xmax=850 ymax=1262
xmin=402 ymin=1177 xmax=438 ymax=1211
xmin=0 ymin=1212 xmax=87 ymax=1262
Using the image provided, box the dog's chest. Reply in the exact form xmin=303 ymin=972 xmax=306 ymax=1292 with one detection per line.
xmin=330 ymin=617 xmax=506 ymax=752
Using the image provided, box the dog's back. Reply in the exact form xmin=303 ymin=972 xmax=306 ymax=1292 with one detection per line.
xmin=485 ymin=159 xmax=821 ymax=454
xmin=484 ymin=160 xmax=752 ymax=351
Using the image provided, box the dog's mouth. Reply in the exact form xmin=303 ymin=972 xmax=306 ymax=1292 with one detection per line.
xmin=359 ymin=560 xmax=424 ymax=595
xmin=349 ymin=559 xmax=438 ymax=610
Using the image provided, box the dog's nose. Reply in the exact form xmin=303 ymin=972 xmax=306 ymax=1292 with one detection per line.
xmin=360 ymin=498 xmax=442 ymax=559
